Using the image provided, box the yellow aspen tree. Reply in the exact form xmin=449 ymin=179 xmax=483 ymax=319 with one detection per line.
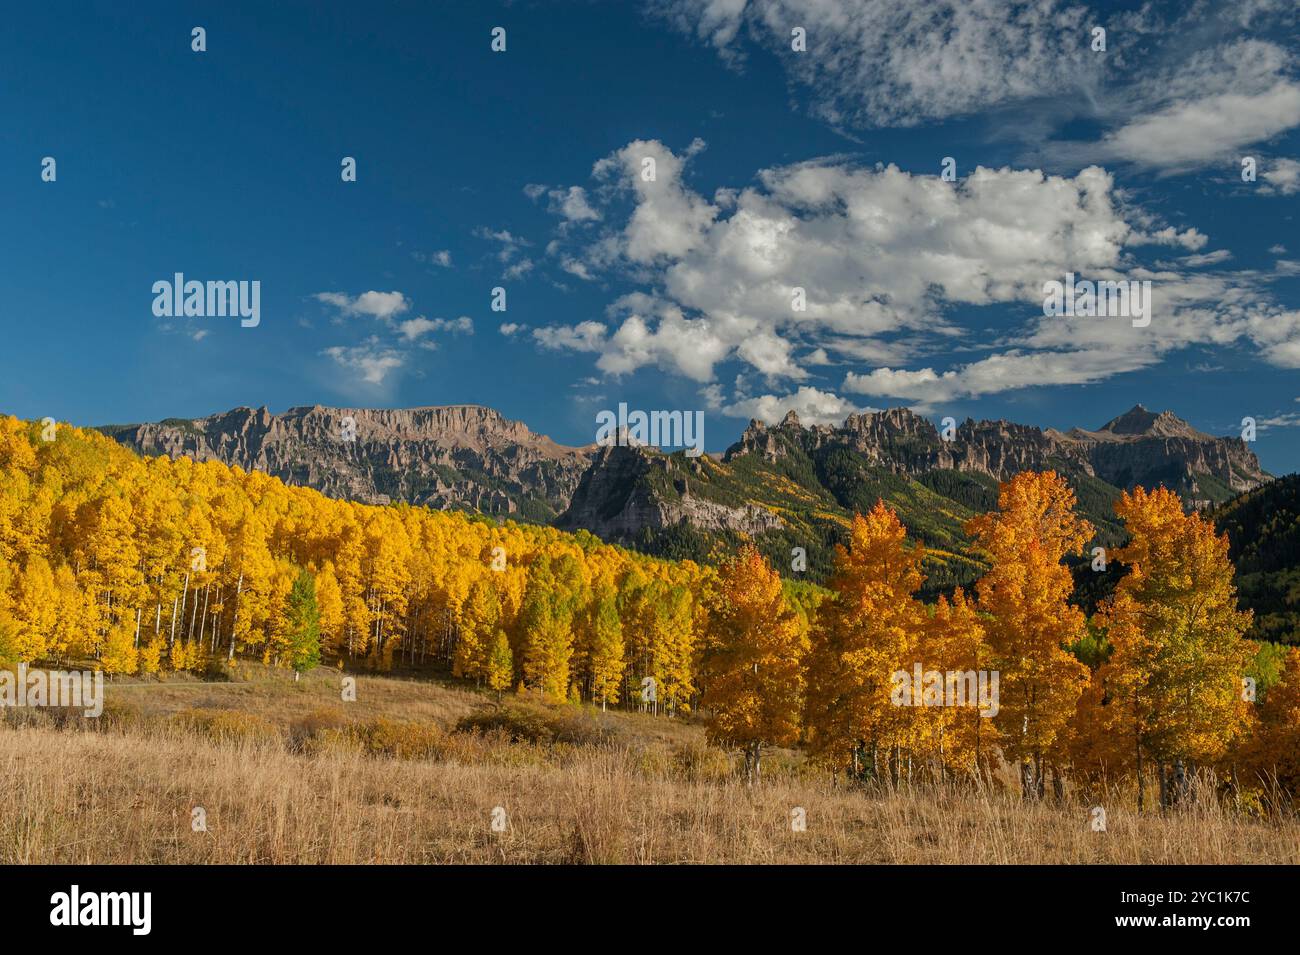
xmin=13 ymin=556 xmax=58 ymax=661
xmin=453 ymin=576 xmax=499 ymax=683
xmin=1099 ymin=485 xmax=1253 ymax=810
xmin=519 ymin=555 xmax=574 ymax=700
xmin=805 ymin=503 xmax=925 ymax=781
xmin=1238 ymin=647 xmax=1300 ymax=799
xmin=586 ymin=583 xmax=625 ymax=709
xmin=700 ymin=546 xmax=807 ymax=784
xmin=966 ymin=470 xmax=1092 ymax=799
xmin=485 ymin=628 xmax=513 ymax=701
xmin=314 ymin=562 xmax=346 ymax=661
xmin=137 ymin=635 xmax=165 ymax=675
xmin=53 ymin=571 xmax=101 ymax=662
xmin=100 ymin=619 xmax=138 ymax=676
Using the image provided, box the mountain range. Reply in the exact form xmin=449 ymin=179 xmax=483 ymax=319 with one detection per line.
xmin=101 ymin=402 xmax=1271 ymax=596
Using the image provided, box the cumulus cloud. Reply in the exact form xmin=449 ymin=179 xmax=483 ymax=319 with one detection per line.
xmin=530 ymin=136 xmax=1300 ymax=407
xmin=314 ymin=290 xmax=411 ymax=321
xmin=1263 ymin=157 xmax=1300 ymax=195
xmin=526 ymin=183 xmax=601 ymax=222
xmin=722 ymin=385 xmax=868 ymax=425
xmin=321 ymin=337 xmax=406 ymax=386
xmin=590 ymin=137 xmax=715 ymax=264
xmin=412 ymin=249 xmax=453 ymax=267
xmin=541 ymin=140 xmax=1143 ymax=385
xmin=396 ymin=316 xmax=473 ymax=340
xmin=1131 ymin=226 xmax=1209 ymax=251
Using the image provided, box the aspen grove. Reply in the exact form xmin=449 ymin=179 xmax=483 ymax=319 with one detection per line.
xmin=1 ymin=416 xmax=1296 ymax=807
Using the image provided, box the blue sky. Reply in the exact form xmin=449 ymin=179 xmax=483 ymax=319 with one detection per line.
xmin=3 ymin=0 xmax=1299 ymax=473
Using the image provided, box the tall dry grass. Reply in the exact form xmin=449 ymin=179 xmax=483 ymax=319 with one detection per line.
xmin=1 ymin=669 xmax=1296 ymax=864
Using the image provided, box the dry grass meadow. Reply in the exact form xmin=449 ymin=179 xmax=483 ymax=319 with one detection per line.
xmin=2 ymin=665 xmax=1297 ymax=864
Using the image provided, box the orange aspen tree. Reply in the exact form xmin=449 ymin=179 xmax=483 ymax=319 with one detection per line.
xmin=805 ymin=503 xmax=925 ymax=782
xmin=922 ymin=588 xmax=992 ymax=777
xmin=967 ymin=470 xmax=1092 ymax=799
xmin=700 ymin=547 xmax=807 ymax=784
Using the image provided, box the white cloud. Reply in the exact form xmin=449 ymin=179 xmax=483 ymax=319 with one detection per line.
xmin=499 ymin=322 xmax=526 ymax=337
xmin=1175 ymin=250 xmax=1233 ymax=268
xmin=503 ymin=259 xmax=535 ymax=280
xmin=843 ymin=349 xmax=1159 ymax=404
xmin=397 ymin=316 xmax=473 ymax=340
xmin=722 ymin=386 xmax=868 ymax=426
xmin=1132 ymin=226 xmax=1208 ymax=251
xmin=657 ymin=4 xmax=1300 ymax=176
xmin=321 ymin=338 xmax=406 ymax=385
xmin=654 ymin=0 xmax=1107 ymax=128
xmin=1263 ymin=157 xmax=1300 ymax=195
xmin=526 ymin=183 xmax=601 ymax=222
xmin=534 ymin=320 xmax=608 ymax=353
xmin=1096 ymin=83 xmax=1300 ymax=171
xmin=590 ymin=138 xmax=715 ymax=263
xmin=1044 ymin=39 xmax=1300 ymax=172
xmin=476 ymin=227 xmax=535 ymax=279
xmin=314 ymin=290 xmax=411 ymax=321
xmin=537 ymin=135 xmax=1300 ymax=405
xmin=546 ymin=141 xmax=1141 ymax=383
xmin=412 ymin=249 xmax=453 ymax=267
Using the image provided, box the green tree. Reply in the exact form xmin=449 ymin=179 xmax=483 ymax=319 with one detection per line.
xmin=285 ymin=567 xmax=322 ymax=676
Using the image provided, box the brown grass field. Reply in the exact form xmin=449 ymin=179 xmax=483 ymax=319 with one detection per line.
xmin=2 ymin=666 xmax=1297 ymax=864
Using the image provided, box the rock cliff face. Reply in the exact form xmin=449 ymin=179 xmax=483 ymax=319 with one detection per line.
xmin=105 ymin=403 xmax=1269 ymax=550
xmin=726 ymin=404 xmax=1268 ymax=497
xmin=102 ymin=405 xmax=592 ymax=520
xmin=554 ymin=444 xmax=784 ymax=538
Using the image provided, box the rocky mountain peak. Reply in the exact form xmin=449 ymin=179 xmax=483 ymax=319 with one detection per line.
xmin=102 ymin=403 xmax=592 ymax=519
xmin=1098 ymin=404 xmax=1206 ymax=440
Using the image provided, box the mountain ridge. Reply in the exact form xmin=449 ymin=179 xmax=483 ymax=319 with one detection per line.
xmin=102 ymin=401 xmax=1271 ymax=589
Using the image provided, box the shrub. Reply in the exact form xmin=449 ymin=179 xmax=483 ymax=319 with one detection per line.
xmin=288 ymin=706 xmax=350 ymax=752
xmin=456 ymin=706 xmax=558 ymax=744
xmin=173 ymin=708 xmax=280 ymax=745
xmin=356 ymin=718 xmax=444 ymax=759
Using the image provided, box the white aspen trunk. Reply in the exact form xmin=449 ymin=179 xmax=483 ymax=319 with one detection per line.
xmin=228 ymin=573 xmax=243 ymax=661
xmin=178 ymin=571 xmax=190 ymax=640
xmin=189 ymin=578 xmax=201 ymax=640
xmin=200 ymin=583 xmax=211 ymax=648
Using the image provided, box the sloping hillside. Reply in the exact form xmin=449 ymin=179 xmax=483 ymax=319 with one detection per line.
xmin=1215 ymin=474 xmax=1300 ymax=643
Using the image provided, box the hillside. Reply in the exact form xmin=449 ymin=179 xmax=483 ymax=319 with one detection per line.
xmin=560 ymin=405 xmax=1269 ymax=596
xmin=1215 ymin=474 xmax=1300 ymax=643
